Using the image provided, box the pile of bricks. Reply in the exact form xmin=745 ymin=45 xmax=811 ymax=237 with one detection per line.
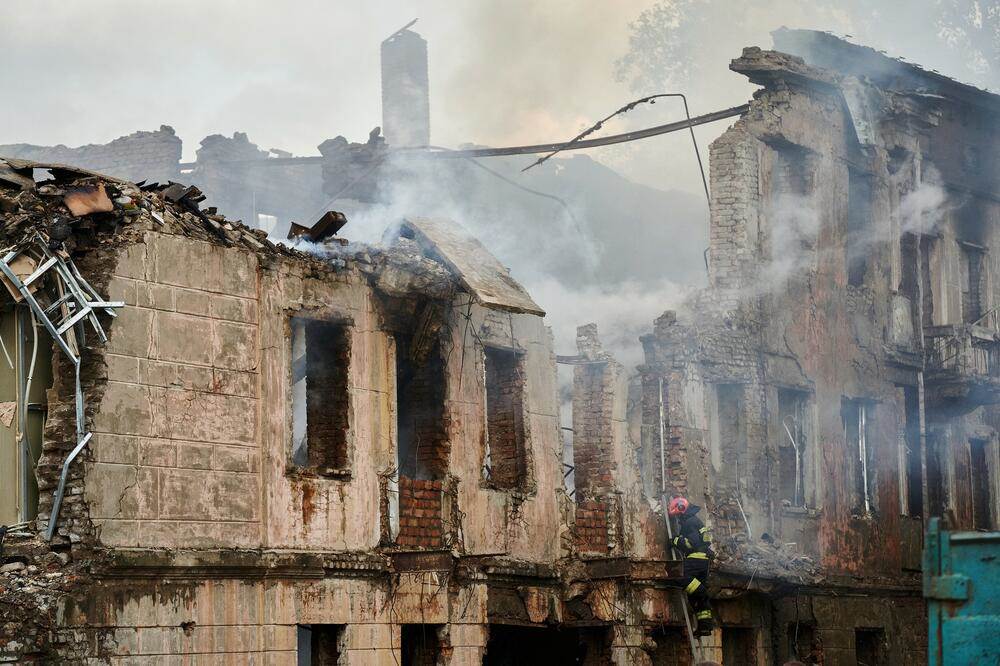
xmin=574 ymin=499 xmax=608 ymax=553
xmin=397 ymin=476 xmax=444 ymax=548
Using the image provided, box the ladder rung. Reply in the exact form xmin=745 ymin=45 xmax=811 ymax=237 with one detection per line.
xmin=44 ymin=293 xmax=74 ymax=315
xmin=56 ymin=306 xmax=92 ymax=335
xmin=23 ymin=257 xmax=58 ymax=286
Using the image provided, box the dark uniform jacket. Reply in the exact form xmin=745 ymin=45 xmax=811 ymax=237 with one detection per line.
xmin=671 ymin=505 xmax=715 ymax=560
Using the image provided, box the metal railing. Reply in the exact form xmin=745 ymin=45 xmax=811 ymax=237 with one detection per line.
xmin=925 ymin=307 xmax=1000 ymax=379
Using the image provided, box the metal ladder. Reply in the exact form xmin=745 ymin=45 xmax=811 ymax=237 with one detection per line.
xmin=657 ymin=377 xmax=705 ymax=662
xmin=661 ymin=494 xmax=705 ymax=662
xmin=0 ymin=233 xmax=123 ymax=540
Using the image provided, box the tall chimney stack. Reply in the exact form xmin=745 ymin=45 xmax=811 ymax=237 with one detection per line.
xmin=381 ymin=22 xmax=430 ymax=147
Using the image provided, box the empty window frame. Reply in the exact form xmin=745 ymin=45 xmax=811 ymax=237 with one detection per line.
xmin=847 ymin=168 xmax=873 ymax=287
xmin=787 ymin=622 xmax=819 ymax=664
xmin=482 ymin=346 xmax=527 ymax=488
xmin=778 ymin=388 xmax=811 ymax=507
xmin=290 ymin=317 xmax=350 ymax=474
xmin=401 ymin=625 xmax=443 ymax=666
xmin=843 ymin=398 xmax=877 ymax=514
xmin=769 ymin=142 xmax=816 ymax=257
xmin=297 ymin=624 xmax=343 ymax=666
xmin=969 ymin=438 xmax=993 ymax=530
xmin=959 ymin=242 xmax=986 ymax=324
xmin=899 ymin=386 xmax=923 ymax=517
xmin=722 ymin=627 xmax=757 ymax=665
xmin=712 ymin=383 xmax=745 ymax=490
xmin=926 ymin=430 xmax=947 ymax=517
xmin=855 ymin=628 xmax=885 ymax=666
xmin=920 ymin=235 xmax=936 ymax=327
xmin=396 ymin=335 xmax=447 ymax=480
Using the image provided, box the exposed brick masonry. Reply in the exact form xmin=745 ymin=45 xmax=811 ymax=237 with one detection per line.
xmin=397 ymin=476 xmax=444 ymax=549
xmin=485 ymin=347 xmax=526 ymax=488
xmin=304 ymin=320 xmax=351 ymax=471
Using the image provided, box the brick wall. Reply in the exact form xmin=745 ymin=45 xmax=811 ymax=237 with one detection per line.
xmin=573 ymin=363 xmax=617 ymax=498
xmin=0 ymin=126 xmax=182 ymax=184
xmin=191 ymin=132 xmax=326 ymax=233
xmin=708 ymin=127 xmax=760 ymax=292
xmin=397 ymin=476 xmax=444 ymax=548
xmin=484 ymin=347 xmax=526 ymax=488
xmin=574 ymin=499 xmax=608 ymax=553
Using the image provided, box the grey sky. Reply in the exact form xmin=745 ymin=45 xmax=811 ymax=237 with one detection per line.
xmin=0 ymin=1 xmax=980 ymax=196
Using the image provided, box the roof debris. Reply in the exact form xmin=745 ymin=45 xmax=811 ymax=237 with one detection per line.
xmin=287 ymin=210 xmax=348 ymax=243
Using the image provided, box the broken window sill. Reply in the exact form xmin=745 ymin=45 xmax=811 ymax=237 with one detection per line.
xmin=479 ymin=481 xmax=533 ymax=499
xmin=781 ymin=505 xmax=820 ymax=518
xmin=287 ymin=466 xmax=353 ymax=481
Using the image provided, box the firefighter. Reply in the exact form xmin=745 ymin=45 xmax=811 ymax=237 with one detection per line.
xmin=668 ymin=496 xmax=716 ymax=637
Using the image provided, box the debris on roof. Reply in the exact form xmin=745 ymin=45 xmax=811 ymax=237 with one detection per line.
xmin=287 ymin=210 xmax=348 ymax=243
xmin=0 ymin=156 xmax=297 ymax=259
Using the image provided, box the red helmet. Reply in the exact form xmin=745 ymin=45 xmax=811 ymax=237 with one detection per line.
xmin=668 ymin=496 xmax=689 ymax=516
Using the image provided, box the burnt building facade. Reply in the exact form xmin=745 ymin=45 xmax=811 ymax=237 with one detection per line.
xmin=637 ymin=30 xmax=1000 ymax=664
xmin=0 ymin=157 xmax=695 ymax=664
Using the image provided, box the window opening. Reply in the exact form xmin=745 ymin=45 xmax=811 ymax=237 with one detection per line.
xmin=970 ymin=438 xmax=992 ymax=530
xmin=778 ymin=388 xmax=810 ymax=507
xmin=291 ymin=317 xmax=350 ymax=474
xmin=482 ymin=346 xmax=526 ymax=488
xmin=847 ymin=168 xmax=873 ymax=287
xmin=843 ymin=398 xmax=876 ymax=514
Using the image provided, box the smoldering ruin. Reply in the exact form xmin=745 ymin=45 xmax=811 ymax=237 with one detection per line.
xmin=0 ymin=10 xmax=998 ymax=666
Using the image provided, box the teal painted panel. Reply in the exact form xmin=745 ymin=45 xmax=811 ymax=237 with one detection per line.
xmin=924 ymin=519 xmax=1000 ymax=665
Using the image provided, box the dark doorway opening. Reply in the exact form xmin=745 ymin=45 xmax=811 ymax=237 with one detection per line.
xmin=484 ymin=625 xmax=608 ymax=666
xmin=722 ymin=626 xmax=757 ymax=664
xmin=855 ymin=627 xmax=885 ymax=666
xmin=297 ymin=624 xmax=343 ymax=665
xmin=402 ymin=624 xmax=442 ymax=666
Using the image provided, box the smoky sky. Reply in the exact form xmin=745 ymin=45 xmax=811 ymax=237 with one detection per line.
xmin=1 ymin=1 xmax=986 ymax=196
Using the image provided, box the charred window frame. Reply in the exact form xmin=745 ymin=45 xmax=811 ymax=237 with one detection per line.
xmin=898 ymin=385 xmax=923 ymax=517
xmin=969 ymin=438 xmax=994 ymax=530
xmin=842 ymin=397 xmax=877 ymax=515
xmin=710 ymin=383 xmax=746 ymax=491
xmin=395 ymin=332 xmax=448 ymax=480
xmin=959 ymin=241 xmax=987 ymax=324
xmin=290 ymin=316 xmax=351 ymax=477
xmin=847 ymin=168 xmax=873 ymax=287
xmin=778 ymin=388 xmax=812 ymax=508
xmin=767 ymin=141 xmax=817 ymax=259
xmin=481 ymin=345 xmax=527 ymax=490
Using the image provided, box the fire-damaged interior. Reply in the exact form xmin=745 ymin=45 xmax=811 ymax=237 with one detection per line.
xmin=0 ymin=26 xmax=997 ymax=666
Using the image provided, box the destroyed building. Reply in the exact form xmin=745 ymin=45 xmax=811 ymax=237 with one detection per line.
xmin=0 ymin=157 xmax=695 ymax=664
xmin=635 ymin=29 xmax=1000 ymax=664
xmin=1 ymin=27 xmax=998 ymax=666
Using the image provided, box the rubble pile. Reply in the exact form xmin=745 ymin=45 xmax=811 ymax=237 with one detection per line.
xmin=0 ymin=156 xmax=299 ymax=256
xmin=716 ymin=535 xmax=821 ymax=584
xmin=0 ymin=525 xmax=90 ymax=659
